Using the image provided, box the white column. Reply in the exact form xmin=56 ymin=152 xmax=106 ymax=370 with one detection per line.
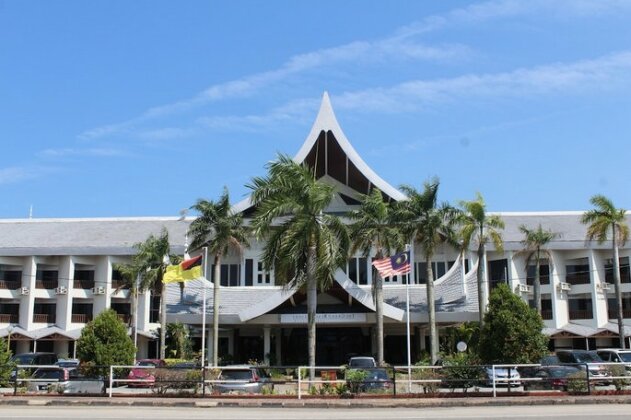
xmin=20 ymin=257 xmax=36 ymax=330
xmin=550 ymin=251 xmax=569 ymax=328
xmin=137 ymin=290 xmax=151 ymax=332
xmin=93 ymin=256 xmax=112 ymax=316
xmin=263 ymin=326 xmax=271 ymax=365
xmin=589 ymin=250 xmax=609 ymax=326
xmin=57 ymin=256 xmax=74 ymax=329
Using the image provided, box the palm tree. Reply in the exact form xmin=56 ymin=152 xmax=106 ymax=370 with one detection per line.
xmin=188 ymin=187 xmax=249 ymax=366
xmin=458 ymin=193 xmax=504 ymax=326
xmin=349 ymin=188 xmax=404 ymax=365
xmin=519 ymin=224 xmax=558 ymax=316
xmin=582 ymin=195 xmax=630 ymax=348
xmin=112 ymin=262 xmax=141 ymax=348
xmin=248 ymin=154 xmax=349 ymax=373
xmin=398 ymin=178 xmax=459 ymax=364
xmin=132 ymin=228 xmax=172 ymax=360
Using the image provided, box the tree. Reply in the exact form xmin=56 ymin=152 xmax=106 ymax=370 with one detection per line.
xmin=398 ymin=178 xmax=459 ymax=364
xmin=188 ymin=187 xmax=249 ymax=366
xmin=166 ymin=322 xmax=193 ymax=359
xmin=349 ymin=188 xmax=403 ymax=365
xmin=76 ymin=309 xmax=136 ymax=367
xmin=248 ymin=154 xmax=349 ymax=373
xmin=458 ymin=193 xmax=504 ymax=326
xmin=519 ymin=224 xmax=558 ymax=315
xmin=477 ymin=284 xmax=548 ymax=364
xmin=112 ymin=262 xmax=141 ymax=351
xmin=132 ymin=228 xmax=173 ymax=360
xmin=582 ymin=194 xmax=630 ymax=349
xmin=0 ymin=337 xmax=13 ymax=386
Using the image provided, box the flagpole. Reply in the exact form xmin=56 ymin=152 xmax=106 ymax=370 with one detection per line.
xmin=201 ymin=247 xmax=208 ymax=367
xmin=133 ymin=272 xmax=140 ymax=361
xmin=406 ymin=242 xmax=414 ymax=392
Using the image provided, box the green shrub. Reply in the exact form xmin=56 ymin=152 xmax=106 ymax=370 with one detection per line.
xmin=345 ymin=368 xmax=368 ymax=394
xmin=566 ymin=371 xmax=588 ymax=394
xmin=441 ymin=353 xmax=482 ymax=393
xmin=607 ymin=365 xmax=631 ymax=391
xmin=412 ymin=364 xmax=441 ymax=394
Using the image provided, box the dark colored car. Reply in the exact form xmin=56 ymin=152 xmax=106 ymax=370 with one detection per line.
xmin=10 ymin=352 xmax=58 ymax=380
xmin=127 ymin=359 xmax=166 ymax=388
xmin=523 ymin=366 xmax=583 ymax=391
xmin=213 ymin=366 xmax=273 ymax=394
xmin=356 ymin=368 xmax=393 ymax=392
xmin=555 ymin=350 xmax=610 ymax=384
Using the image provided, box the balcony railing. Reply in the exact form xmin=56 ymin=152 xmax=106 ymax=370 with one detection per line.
xmin=569 ymin=310 xmax=593 ymax=320
xmin=117 ymin=314 xmax=131 ymax=323
xmin=111 ymin=279 xmax=130 ymax=290
xmin=71 ymin=313 xmax=92 ymax=323
xmin=541 ymin=310 xmax=553 ymax=320
xmin=73 ymin=280 xmax=95 ymax=289
xmin=565 ymin=273 xmax=591 ymax=285
xmin=35 ymin=280 xmax=59 ymax=289
xmin=0 ymin=280 xmax=21 ymax=290
xmin=608 ymin=309 xmax=631 ymax=319
xmin=0 ymin=314 xmax=19 ymax=323
xmin=33 ymin=313 xmax=56 ymax=323
xmin=526 ymin=276 xmax=551 ymax=286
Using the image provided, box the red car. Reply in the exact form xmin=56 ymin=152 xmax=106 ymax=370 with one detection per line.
xmin=127 ymin=359 xmax=165 ymax=388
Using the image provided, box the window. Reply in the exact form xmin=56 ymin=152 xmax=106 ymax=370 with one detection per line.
xmin=346 ymin=258 xmax=368 ymax=285
xmin=568 ymin=294 xmax=593 ymax=320
xmin=256 ymin=262 xmax=271 ymax=285
xmin=245 ymin=259 xmax=253 ymax=286
xmin=211 ymin=264 xmax=242 ymax=287
xmin=488 ymin=259 xmax=508 ymax=290
xmin=566 ymin=259 xmax=591 ymax=285
xmin=527 ymin=264 xmax=550 ymax=285
xmin=605 ymin=257 xmax=631 ymax=284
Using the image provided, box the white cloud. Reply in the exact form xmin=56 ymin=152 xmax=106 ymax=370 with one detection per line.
xmin=0 ymin=166 xmax=42 ymax=185
xmin=39 ymin=147 xmax=126 ymax=158
xmin=334 ymin=51 xmax=631 ymax=112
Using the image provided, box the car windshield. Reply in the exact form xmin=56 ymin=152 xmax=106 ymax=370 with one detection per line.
xmin=548 ymin=367 xmax=579 ymax=377
xmin=366 ymin=369 xmax=389 ymax=380
xmin=12 ymin=354 xmax=36 ymax=364
xmin=574 ymin=352 xmax=602 ymax=363
xmin=350 ymin=359 xmax=375 ymax=367
xmin=222 ymin=370 xmax=252 ymax=380
xmin=32 ymin=369 xmax=62 ymax=379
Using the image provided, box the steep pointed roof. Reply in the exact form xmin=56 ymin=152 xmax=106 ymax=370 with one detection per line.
xmin=235 ymin=92 xmax=405 ymax=213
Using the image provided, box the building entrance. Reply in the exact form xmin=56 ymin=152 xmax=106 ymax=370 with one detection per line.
xmin=285 ymin=327 xmax=370 ymax=365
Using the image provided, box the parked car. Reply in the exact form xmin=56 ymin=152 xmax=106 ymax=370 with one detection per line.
xmin=27 ymin=367 xmax=105 ymax=394
xmin=55 ymin=359 xmax=80 ymax=368
xmin=482 ymin=366 xmax=521 ymax=387
xmin=523 ymin=366 xmax=583 ymax=391
xmin=213 ymin=366 xmax=273 ymax=394
xmin=10 ymin=352 xmax=58 ymax=380
xmin=127 ymin=359 xmax=166 ymax=388
xmin=354 ymin=367 xmax=392 ymax=392
xmin=348 ymin=356 xmax=377 ymax=369
xmin=596 ymin=349 xmax=631 ymax=371
xmin=555 ymin=350 xmax=611 ymax=384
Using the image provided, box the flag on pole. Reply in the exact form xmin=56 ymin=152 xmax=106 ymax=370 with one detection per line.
xmin=372 ymin=251 xmax=411 ymax=278
xmin=163 ymin=255 xmax=203 ymax=284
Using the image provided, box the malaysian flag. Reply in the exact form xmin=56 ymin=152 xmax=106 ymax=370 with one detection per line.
xmin=372 ymin=251 xmax=411 ymax=278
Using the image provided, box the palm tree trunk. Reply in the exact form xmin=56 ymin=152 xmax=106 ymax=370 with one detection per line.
xmin=131 ymin=284 xmax=138 ymax=356
xmin=213 ymin=253 xmax=222 ymax=365
xmin=159 ymin=281 xmax=166 ymax=359
xmin=534 ymin=251 xmax=542 ymax=315
xmin=426 ymin=257 xmax=438 ymax=364
xmin=307 ymin=244 xmax=317 ymax=380
xmin=477 ymin=241 xmax=486 ymax=326
xmin=375 ymin=272 xmax=384 ymax=365
xmin=612 ymin=227 xmax=625 ymax=349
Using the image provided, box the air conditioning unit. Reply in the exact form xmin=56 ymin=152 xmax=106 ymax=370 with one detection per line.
xmin=557 ymin=282 xmax=572 ymax=292
xmin=92 ymin=286 xmax=105 ymax=295
xmin=55 ymin=286 xmax=68 ymax=295
xmin=598 ymin=282 xmax=612 ymax=292
xmin=516 ymin=283 xmax=532 ymax=294
xmin=20 ymin=287 xmax=30 ymax=296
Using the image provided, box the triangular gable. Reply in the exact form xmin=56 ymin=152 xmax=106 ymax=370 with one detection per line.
xmin=234 ymin=92 xmax=406 ymax=214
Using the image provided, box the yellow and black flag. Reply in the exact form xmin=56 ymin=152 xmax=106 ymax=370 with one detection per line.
xmin=163 ymin=255 xmax=203 ymax=284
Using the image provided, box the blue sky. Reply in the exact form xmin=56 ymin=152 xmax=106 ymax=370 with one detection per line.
xmin=1 ymin=0 xmax=631 ymax=218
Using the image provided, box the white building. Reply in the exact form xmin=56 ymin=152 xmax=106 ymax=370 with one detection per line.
xmin=1 ymin=93 xmax=630 ymax=363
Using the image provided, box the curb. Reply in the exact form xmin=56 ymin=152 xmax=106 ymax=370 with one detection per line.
xmin=2 ymin=395 xmax=631 ymax=408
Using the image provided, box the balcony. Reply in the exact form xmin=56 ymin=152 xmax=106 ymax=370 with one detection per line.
xmin=71 ymin=313 xmax=93 ymax=323
xmin=0 ymin=314 xmax=18 ymax=323
xmin=569 ymin=310 xmax=593 ymax=320
xmin=73 ymin=279 xmax=95 ymax=290
xmin=565 ymin=273 xmax=591 ymax=285
xmin=33 ymin=313 xmax=56 ymax=323
xmin=35 ymin=280 xmax=59 ymax=290
xmin=541 ymin=310 xmax=553 ymax=320
xmin=0 ymin=280 xmax=21 ymax=290
xmin=111 ymin=279 xmax=130 ymax=290
xmin=608 ymin=309 xmax=631 ymax=319
xmin=117 ymin=313 xmax=131 ymax=323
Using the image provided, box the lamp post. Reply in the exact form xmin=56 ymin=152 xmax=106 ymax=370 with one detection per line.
xmin=6 ymin=324 xmax=14 ymax=352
